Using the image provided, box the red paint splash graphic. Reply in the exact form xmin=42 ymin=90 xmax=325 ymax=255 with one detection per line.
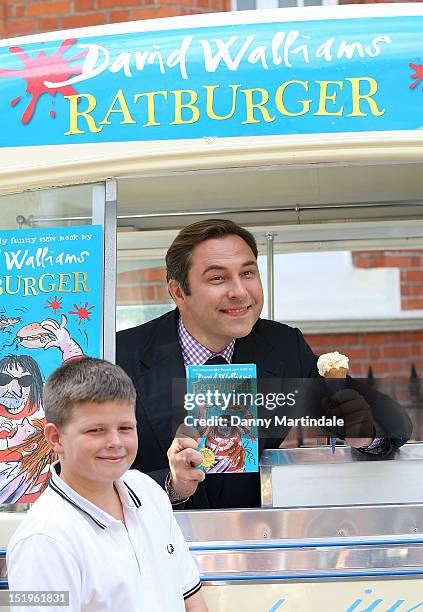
xmin=68 ymin=303 xmax=94 ymax=326
xmin=44 ymin=296 xmax=63 ymax=315
xmin=409 ymin=63 xmax=423 ymax=90
xmin=0 ymin=39 xmax=87 ymax=124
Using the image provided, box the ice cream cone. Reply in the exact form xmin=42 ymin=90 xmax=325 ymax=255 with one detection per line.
xmin=325 ymin=367 xmax=348 ymax=379
xmin=317 ymin=352 xmax=350 ymax=454
xmin=317 ymin=351 xmax=349 ymax=378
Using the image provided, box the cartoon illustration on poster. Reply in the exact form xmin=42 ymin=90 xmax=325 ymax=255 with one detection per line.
xmin=0 ymin=225 xmax=102 ymax=503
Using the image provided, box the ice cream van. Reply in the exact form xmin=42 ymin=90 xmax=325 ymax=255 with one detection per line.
xmin=0 ymin=3 xmax=423 ymax=610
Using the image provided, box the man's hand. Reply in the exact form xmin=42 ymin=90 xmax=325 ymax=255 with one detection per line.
xmin=167 ymin=425 xmax=205 ymax=500
xmin=322 ymin=388 xmax=375 ymax=448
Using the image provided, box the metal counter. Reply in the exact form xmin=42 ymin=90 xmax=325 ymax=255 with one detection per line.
xmin=0 ymin=445 xmax=422 ymax=610
xmin=260 ymin=444 xmax=423 ymax=508
xmin=175 ymin=444 xmax=423 ymax=611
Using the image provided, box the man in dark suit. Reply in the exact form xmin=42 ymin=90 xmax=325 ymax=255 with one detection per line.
xmin=116 ymin=219 xmax=412 ymax=509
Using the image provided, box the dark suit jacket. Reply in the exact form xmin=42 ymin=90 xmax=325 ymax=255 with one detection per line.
xmin=116 ymin=309 xmax=412 ymax=509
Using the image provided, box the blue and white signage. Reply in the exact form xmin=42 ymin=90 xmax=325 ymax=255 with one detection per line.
xmin=1 ymin=16 xmax=423 ymax=146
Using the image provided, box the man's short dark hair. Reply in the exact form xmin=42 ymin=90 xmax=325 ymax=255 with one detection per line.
xmin=166 ymin=219 xmax=258 ymax=294
xmin=43 ymin=357 xmax=136 ymax=428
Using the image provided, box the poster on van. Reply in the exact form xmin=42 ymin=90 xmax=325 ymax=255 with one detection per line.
xmin=0 ymin=225 xmax=102 ymax=503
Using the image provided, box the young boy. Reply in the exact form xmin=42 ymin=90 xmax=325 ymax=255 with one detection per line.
xmin=7 ymin=357 xmax=208 ymax=612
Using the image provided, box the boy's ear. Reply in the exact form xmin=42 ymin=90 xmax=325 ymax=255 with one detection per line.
xmin=44 ymin=423 xmax=63 ymax=454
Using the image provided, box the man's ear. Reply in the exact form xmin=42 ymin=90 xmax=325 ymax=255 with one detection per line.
xmin=168 ymin=280 xmax=187 ymax=309
xmin=44 ymin=423 xmax=64 ymax=455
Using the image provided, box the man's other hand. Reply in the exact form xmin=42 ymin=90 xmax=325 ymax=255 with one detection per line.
xmin=322 ymin=388 xmax=375 ymax=449
xmin=167 ymin=425 xmax=205 ymax=500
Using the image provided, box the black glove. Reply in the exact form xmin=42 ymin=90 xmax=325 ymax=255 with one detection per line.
xmin=322 ymin=388 xmax=375 ymax=440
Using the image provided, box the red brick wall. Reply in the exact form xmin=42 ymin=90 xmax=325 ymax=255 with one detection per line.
xmin=305 ymin=329 xmax=423 ymax=439
xmin=117 ymin=266 xmax=172 ymax=305
xmin=0 ymin=3 xmax=5 ymax=37
xmin=5 ymin=1 xmax=420 ymax=39
xmin=353 ymin=250 xmax=423 ymax=311
xmin=305 ymin=250 xmax=423 ymax=379
xmin=305 ymin=330 xmax=423 ymax=379
xmin=0 ymin=0 xmax=230 ymax=38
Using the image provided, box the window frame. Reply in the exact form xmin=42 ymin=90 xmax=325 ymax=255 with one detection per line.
xmin=232 ymin=0 xmax=338 ymax=9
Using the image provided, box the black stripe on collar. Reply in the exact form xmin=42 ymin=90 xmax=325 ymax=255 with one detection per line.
xmin=124 ymin=482 xmax=142 ymax=508
xmin=49 ymin=480 xmax=107 ymax=530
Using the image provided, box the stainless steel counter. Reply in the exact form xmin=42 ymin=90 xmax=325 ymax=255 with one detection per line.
xmin=0 ymin=445 xmax=422 ymax=610
xmin=260 ymin=444 xmax=423 ymax=508
xmin=177 ymin=505 xmax=423 ymax=581
xmin=175 ymin=444 xmax=423 ymax=610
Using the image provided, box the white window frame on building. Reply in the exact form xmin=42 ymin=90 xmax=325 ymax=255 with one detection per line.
xmin=232 ymin=0 xmax=338 ymax=10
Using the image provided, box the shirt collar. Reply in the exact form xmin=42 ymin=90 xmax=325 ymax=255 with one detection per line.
xmin=48 ymin=461 xmax=141 ymax=530
xmin=177 ymin=316 xmax=235 ymax=366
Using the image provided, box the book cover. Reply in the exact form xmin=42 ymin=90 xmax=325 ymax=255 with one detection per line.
xmin=186 ymin=363 xmax=258 ymax=473
xmin=0 ymin=225 xmax=102 ymax=503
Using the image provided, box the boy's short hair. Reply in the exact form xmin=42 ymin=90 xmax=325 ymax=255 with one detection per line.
xmin=43 ymin=357 xmax=136 ymax=428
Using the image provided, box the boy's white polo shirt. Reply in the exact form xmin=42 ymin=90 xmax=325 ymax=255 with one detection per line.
xmin=7 ymin=462 xmax=201 ymax=612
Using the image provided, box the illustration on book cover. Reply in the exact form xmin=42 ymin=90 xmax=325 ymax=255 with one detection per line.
xmin=186 ymin=363 xmax=258 ymax=473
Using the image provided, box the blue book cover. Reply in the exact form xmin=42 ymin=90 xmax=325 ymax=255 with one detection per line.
xmin=186 ymin=363 xmax=258 ymax=473
xmin=0 ymin=225 xmax=102 ymax=504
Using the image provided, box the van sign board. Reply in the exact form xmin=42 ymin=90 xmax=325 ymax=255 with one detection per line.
xmin=0 ymin=15 xmax=422 ymax=146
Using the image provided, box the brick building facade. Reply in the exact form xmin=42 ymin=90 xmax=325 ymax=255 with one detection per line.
xmin=1 ymin=0 xmax=421 ymax=39
xmin=0 ymin=0 xmax=229 ymax=38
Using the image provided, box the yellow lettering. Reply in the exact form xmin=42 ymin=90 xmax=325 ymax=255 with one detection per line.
xmin=0 ymin=273 xmax=88 ymax=296
xmin=58 ymin=274 xmax=72 ymax=293
xmin=23 ymin=277 xmax=37 ymax=297
xmin=314 ymin=80 xmax=344 ymax=116
xmin=241 ymin=88 xmax=275 ymax=124
xmin=39 ymin=273 xmax=55 ymax=293
xmin=5 ymin=276 xmax=20 ymax=295
xmin=346 ymin=77 xmax=385 ymax=117
xmin=74 ymin=272 xmax=89 ymax=293
xmin=203 ymin=85 xmax=240 ymax=120
xmin=170 ymin=90 xmax=200 ymax=125
xmin=64 ymin=94 xmax=103 ymax=135
xmin=134 ymin=91 xmax=168 ymax=127
xmin=100 ymin=89 xmax=136 ymax=126
xmin=275 ymin=81 xmax=310 ymax=116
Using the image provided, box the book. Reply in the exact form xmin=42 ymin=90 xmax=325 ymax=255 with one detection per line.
xmin=186 ymin=363 xmax=258 ymax=473
xmin=0 ymin=225 xmax=102 ymax=504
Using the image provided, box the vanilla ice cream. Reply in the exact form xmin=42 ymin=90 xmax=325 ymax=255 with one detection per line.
xmin=317 ymin=351 xmax=349 ymax=378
